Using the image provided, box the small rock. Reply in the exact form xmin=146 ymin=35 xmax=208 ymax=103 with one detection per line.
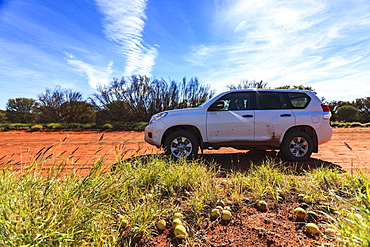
xmin=305 ymin=223 xmax=321 ymax=235
xmin=256 ymin=200 xmax=268 ymax=212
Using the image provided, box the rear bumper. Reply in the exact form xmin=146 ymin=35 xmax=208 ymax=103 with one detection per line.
xmin=317 ymin=121 xmax=332 ymax=145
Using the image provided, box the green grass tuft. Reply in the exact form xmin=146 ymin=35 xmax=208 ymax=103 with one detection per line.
xmin=0 ymin=153 xmax=369 ymax=246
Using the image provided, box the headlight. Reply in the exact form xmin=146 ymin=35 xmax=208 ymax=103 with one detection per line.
xmin=149 ymin=112 xmax=168 ymax=124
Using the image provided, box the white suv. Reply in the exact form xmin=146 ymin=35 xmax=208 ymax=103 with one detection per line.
xmin=144 ymin=89 xmax=332 ymax=161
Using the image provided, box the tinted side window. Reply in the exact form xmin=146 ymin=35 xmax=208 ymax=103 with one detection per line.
xmin=287 ymin=93 xmax=310 ymax=109
xmin=210 ymin=92 xmax=252 ymax=111
xmin=256 ymin=92 xmax=286 ymax=109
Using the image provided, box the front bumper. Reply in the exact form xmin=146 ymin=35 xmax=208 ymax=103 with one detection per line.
xmin=144 ymin=123 xmax=164 ymax=148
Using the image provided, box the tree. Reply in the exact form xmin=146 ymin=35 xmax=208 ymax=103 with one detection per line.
xmin=227 ymin=80 xmax=267 ymax=90
xmin=275 ymin=85 xmax=315 ymax=91
xmin=0 ymin=110 xmax=7 ymax=123
xmin=38 ymin=87 xmax=93 ymax=123
xmin=6 ymin=98 xmax=39 ymax=123
xmin=90 ymin=77 xmax=137 ymax=123
xmin=90 ymin=75 xmax=215 ymax=123
xmin=353 ymin=97 xmax=370 ymax=123
xmin=336 ymin=105 xmax=359 ymax=122
xmin=60 ymin=101 xmax=96 ymax=123
xmin=328 ymin=100 xmax=352 ymax=122
xmin=176 ymin=77 xmax=214 ymax=108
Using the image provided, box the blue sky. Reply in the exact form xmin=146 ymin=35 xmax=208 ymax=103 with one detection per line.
xmin=1 ymin=0 xmax=370 ymax=110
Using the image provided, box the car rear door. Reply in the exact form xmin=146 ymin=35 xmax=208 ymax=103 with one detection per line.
xmin=254 ymin=92 xmax=295 ymax=147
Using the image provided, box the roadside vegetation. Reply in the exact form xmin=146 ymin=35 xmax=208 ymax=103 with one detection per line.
xmin=1 ymin=120 xmax=369 ymax=132
xmin=0 ymin=151 xmax=369 ymax=246
xmin=0 ymin=77 xmax=369 ymax=129
xmin=330 ymin=122 xmax=370 ymax=128
xmin=0 ymin=76 xmax=214 ymax=127
xmin=0 ymin=122 xmax=148 ymax=131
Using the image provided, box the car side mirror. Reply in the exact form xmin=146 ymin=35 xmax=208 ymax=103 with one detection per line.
xmin=209 ymin=100 xmax=224 ymax=111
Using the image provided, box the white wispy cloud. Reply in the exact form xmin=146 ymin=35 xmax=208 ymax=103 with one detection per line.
xmin=65 ymin=53 xmax=113 ymax=88
xmin=187 ymin=0 xmax=370 ymax=101
xmin=95 ymin=0 xmax=158 ymax=76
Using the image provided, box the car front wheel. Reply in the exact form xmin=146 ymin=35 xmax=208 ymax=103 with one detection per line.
xmin=281 ymin=131 xmax=313 ymax=162
xmin=164 ymin=130 xmax=199 ymax=159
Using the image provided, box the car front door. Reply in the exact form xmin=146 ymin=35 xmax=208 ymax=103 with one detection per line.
xmin=206 ymin=92 xmax=255 ymax=143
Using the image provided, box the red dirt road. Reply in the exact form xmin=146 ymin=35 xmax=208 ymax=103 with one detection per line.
xmin=0 ymin=128 xmax=369 ymax=172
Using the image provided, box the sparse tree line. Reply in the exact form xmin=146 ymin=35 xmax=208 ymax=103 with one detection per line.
xmin=0 ymin=75 xmax=214 ymax=128
xmin=327 ymin=99 xmax=370 ymax=123
xmin=0 ymin=76 xmax=369 ymax=129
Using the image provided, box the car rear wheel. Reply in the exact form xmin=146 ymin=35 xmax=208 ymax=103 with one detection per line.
xmin=164 ymin=130 xmax=199 ymax=159
xmin=281 ymin=131 xmax=313 ymax=162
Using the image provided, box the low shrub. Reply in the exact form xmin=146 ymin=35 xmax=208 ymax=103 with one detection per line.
xmin=30 ymin=124 xmax=43 ymax=131
xmin=102 ymin=123 xmax=113 ymax=129
xmin=331 ymin=121 xmax=370 ymax=128
xmin=82 ymin=123 xmax=97 ymax=129
xmin=0 ymin=122 xmax=147 ymax=131
xmin=132 ymin=121 xmax=148 ymax=131
xmin=46 ymin=123 xmax=62 ymax=129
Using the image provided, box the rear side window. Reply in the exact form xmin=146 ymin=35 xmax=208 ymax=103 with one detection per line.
xmin=256 ymin=92 xmax=286 ymax=109
xmin=286 ymin=93 xmax=310 ymax=109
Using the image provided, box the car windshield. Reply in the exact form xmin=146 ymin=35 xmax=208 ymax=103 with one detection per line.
xmin=198 ymin=97 xmax=215 ymax=108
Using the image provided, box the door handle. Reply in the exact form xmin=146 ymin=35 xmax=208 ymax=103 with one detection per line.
xmin=280 ymin=114 xmax=291 ymax=117
xmin=242 ymin=115 xmax=253 ymax=118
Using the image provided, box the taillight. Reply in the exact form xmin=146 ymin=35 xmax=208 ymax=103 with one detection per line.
xmin=321 ymin=104 xmax=330 ymax=112
xmin=321 ymin=104 xmax=332 ymax=119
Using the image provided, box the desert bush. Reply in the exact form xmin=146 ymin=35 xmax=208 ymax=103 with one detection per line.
xmin=82 ymin=123 xmax=97 ymax=129
xmin=102 ymin=123 xmax=113 ymax=129
xmin=38 ymin=87 xmax=95 ymax=124
xmin=331 ymin=122 xmax=370 ymax=128
xmin=7 ymin=123 xmax=31 ymax=129
xmin=0 ymin=110 xmax=8 ymax=123
xmin=90 ymin=75 xmax=215 ymax=123
xmin=336 ymin=105 xmax=360 ymax=122
xmin=30 ymin=124 xmax=43 ymax=131
xmin=46 ymin=123 xmax=62 ymax=129
xmin=353 ymin=97 xmax=370 ymax=123
xmin=5 ymin=98 xmax=39 ymax=123
xmin=348 ymin=122 xmax=363 ymax=127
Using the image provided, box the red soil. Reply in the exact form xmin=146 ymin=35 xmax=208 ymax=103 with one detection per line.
xmin=1 ymin=127 xmax=368 ymax=172
xmin=0 ymin=127 xmax=369 ymax=246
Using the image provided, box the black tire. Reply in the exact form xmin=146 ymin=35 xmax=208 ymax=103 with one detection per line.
xmin=281 ymin=131 xmax=313 ymax=162
xmin=164 ymin=130 xmax=199 ymax=160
